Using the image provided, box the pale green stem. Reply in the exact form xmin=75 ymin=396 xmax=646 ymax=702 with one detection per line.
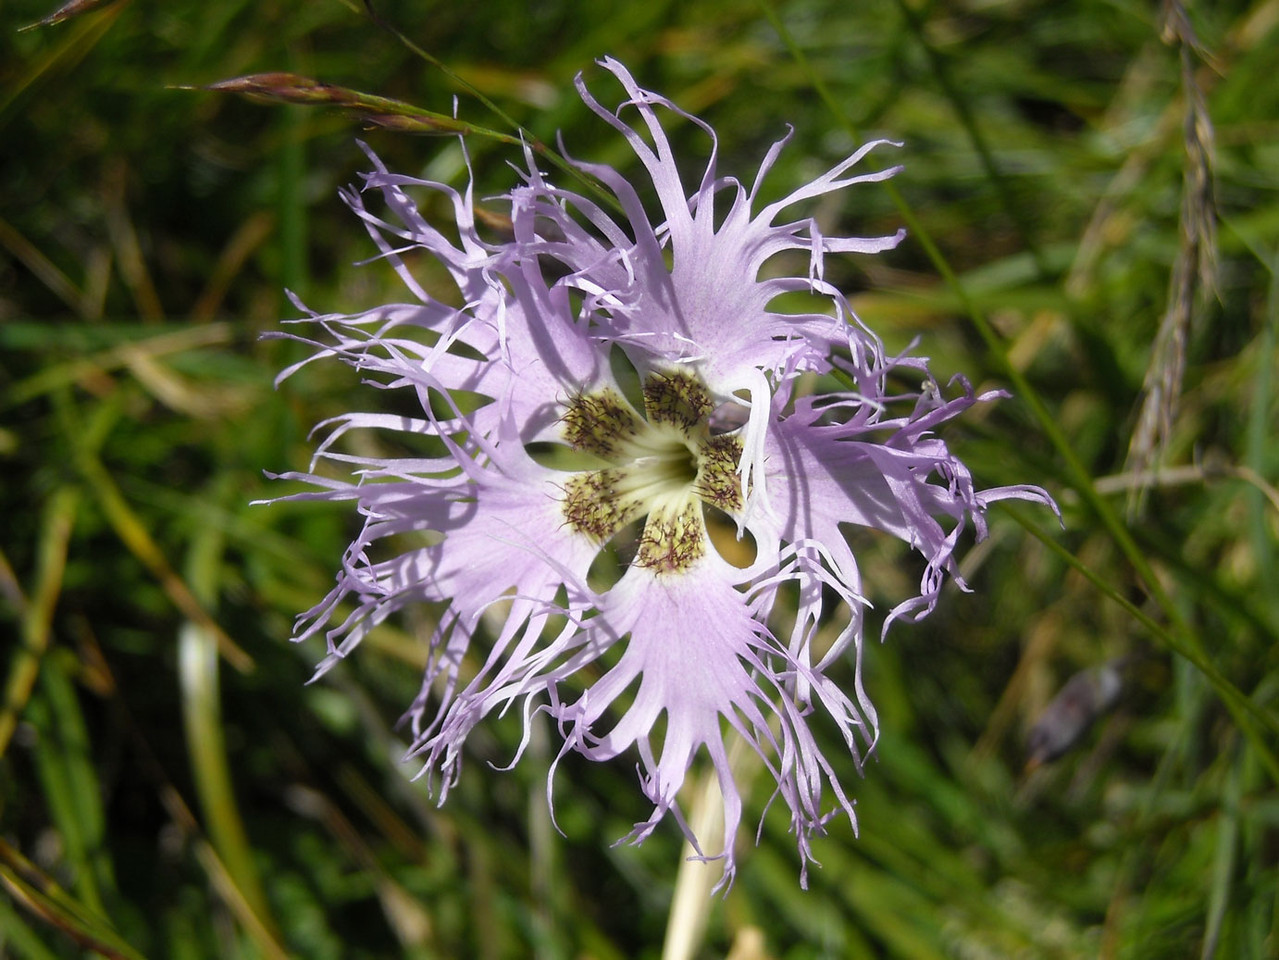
xmin=662 ymin=736 xmax=757 ymax=960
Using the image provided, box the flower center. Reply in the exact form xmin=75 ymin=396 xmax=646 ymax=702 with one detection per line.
xmin=560 ymin=370 xmax=743 ymax=574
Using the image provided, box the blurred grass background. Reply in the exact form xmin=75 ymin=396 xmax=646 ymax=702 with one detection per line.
xmin=1 ymin=0 xmax=1277 ymax=957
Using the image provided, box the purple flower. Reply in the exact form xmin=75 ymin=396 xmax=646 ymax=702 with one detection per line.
xmin=273 ymin=57 xmax=1054 ymax=887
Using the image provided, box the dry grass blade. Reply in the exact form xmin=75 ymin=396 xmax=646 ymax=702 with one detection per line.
xmin=18 ymin=0 xmax=125 ymax=31
xmin=1091 ymin=461 xmax=1279 ymax=516
xmin=199 ymin=73 xmax=522 ymax=142
xmin=4 ymin=323 xmax=234 ymax=411
xmin=1126 ymin=0 xmax=1220 ymax=511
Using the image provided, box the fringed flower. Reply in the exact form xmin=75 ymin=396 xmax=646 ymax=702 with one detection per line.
xmin=271 ymin=57 xmax=1055 ymax=887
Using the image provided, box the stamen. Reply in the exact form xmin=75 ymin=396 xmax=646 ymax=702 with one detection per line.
xmin=637 ymin=502 xmax=705 ymax=572
xmin=560 ymin=371 xmax=743 ymax=573
xmin=695 ymin=434 xmax=744 ymax=511
xmin=562 ymin=388 xmax=641 ymax=458
xmin=563 ymin=470 xmax=643 ymax=542
xmin=643 ymin=369 xmax=713 ymax=429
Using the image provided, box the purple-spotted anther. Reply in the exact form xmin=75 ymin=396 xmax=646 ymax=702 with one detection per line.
xmin=273 ymin=57 xmax=1055 ymax=887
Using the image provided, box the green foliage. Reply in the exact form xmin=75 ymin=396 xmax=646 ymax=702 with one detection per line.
xmin=2 ymin=0 xmax=1276 ymax=957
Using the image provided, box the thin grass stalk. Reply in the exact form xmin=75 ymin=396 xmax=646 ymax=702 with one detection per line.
xmin=349 ymin=0 xmax=625 ymax=217
xmin=888 ymin=0 xmax=1051 ymax=280
xmin=0 ymin=487 xmax=78 ymax=759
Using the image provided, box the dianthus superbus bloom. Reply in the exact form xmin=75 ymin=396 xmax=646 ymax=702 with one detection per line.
xmin=273 ymin=57 xmax=1054 ymax=886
